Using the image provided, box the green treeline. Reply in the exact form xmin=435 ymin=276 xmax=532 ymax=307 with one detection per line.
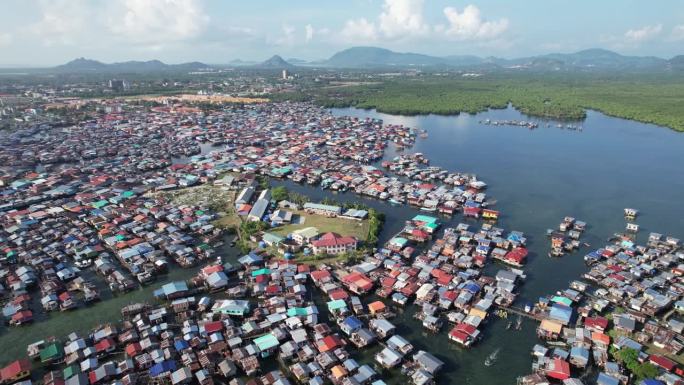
xmin=280 ymin=73 xmax=684 ymax=132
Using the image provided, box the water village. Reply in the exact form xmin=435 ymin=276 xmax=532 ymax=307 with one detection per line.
xmin=518 ymin=231 xmax=683 ymax=385
xmin=0 ymin=97 xmax=682 ymax=385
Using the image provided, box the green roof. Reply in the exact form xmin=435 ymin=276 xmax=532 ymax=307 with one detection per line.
xmin=425 ymin=222 xmax=440 ymax=230
xmin=262 ymin=232 xmax=284 ymax=244
xmin=327 ymin=299 xmax=347 ymax=311
xmin=412 ymin=215 xmax=438 ymax=224
xmin=271 ymin=166 xmax=292 ymax=175
xmin=195 ymin=210 xmax=204 ymax=216
xmin=251 ymin=268 xmax=271 ymax=277
xmin=552 ymin=296 xmax=573 ymax=306
xmin=40 ymin=342 xmax=64 ymax=362
xmin=287 ymin=307 xmax=308 ymax=317
xmin=253 ymin=333 xmax=280 ymax=351
xmin=91 ymin=200 xmax=109 ymax=209
xmin=116 ymin=234 xmax=126 ymax=241
xmin=63 ymin=364 xmax=80 ymax=379
xmin=390 ymin=237 xmax=408 ymax=246
xmin=122 ymin=191 xmax=135 ymax=198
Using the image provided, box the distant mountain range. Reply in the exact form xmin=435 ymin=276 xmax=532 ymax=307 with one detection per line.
xmin=318 ymin=47 xmax=679 ymax=71
xmin=54 ymin=58 xmax=212 ymax=73
xmin=54 ymin=47 xmax=684 ymax=73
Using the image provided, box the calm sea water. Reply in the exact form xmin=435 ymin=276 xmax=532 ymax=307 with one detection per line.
xmin=322 ymin=106 xmax=682 ymax=385
xmin=2 ymin=106 xmax=682 ymax=384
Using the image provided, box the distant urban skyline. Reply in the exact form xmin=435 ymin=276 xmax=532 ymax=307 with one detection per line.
xmin=1 ymin=0 xmax=684 ymax=66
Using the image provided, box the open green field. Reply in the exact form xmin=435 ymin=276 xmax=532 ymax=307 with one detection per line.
xmin=280 ymin=73 xmax=684 ymax=132
xmin=269 ymin=210 xmax=370 ymax=241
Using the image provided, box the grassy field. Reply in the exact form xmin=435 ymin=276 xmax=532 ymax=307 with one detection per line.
xmin=269 ymin=210 xmax=370 ymax=240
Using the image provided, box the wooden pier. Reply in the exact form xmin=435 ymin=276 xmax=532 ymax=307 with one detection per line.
xmin=494 ymin=304 xmax=545 ymax=322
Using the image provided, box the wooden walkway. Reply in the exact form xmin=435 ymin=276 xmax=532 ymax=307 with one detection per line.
xmin=494 ymin=304 xmax=545 ymax=322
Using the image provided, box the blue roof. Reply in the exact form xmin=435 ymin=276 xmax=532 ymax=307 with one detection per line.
xmin=342 ymin=316 xmax=363 ymax=331
xmin=238 ymin=252 xmax=263 ymax=266
xmin=463 ymin=282 xmax=481 ymax=293
xmin=570 ymin=346 xmax=589 ymax=360
xmin=508 ymin=233 xmax=523 ymax=242
xmin=174 ymin=340 xmax=189 ymax=351
xmin=549 ymin=303 xmax=573 ymax=323
xmin=161 ymin=281 xmax=188 ymax=295
xmin=149 ymin=360 xmax=177 ymax=377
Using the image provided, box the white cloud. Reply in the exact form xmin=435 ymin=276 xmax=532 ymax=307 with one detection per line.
xmin=442 ymin=5 xmax=509 ymax=41
xmin=0 ymin=33 xmax=12 ymax=47
xmin=108 ymin=0 xmax=209 ymax=46
xmin=305 ymin=24 xmax=314 ymax=43
xmin=340 ymin=1 xmax=507 ymax=44
xmin=30 ymin=0 xmax=90 ymax=46
xmin=341 ymin=18 xmax=378 ymax=42
xmin=378 ymin=0 xmax=429 ymax=39
xmin=670 ymin=24 xmax=684 ymax=41
xmin=624 ymin=24 xmax=662 ymax=43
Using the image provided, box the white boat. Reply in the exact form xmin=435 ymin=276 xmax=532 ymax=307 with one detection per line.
xmin=484 ymin=348 xmax=500 ymax=366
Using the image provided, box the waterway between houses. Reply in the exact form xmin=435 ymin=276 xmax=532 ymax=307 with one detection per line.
xmin=1 ymin=106 xmax=684 ymax=385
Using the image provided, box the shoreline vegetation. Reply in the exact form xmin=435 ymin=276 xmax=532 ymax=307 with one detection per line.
xmin=276 ymin=73 xmax=684 ymax=132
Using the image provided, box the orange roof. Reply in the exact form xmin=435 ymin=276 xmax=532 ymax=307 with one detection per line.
xmin=331 ymin=365 xmax=348 ymax=379
xmin=592 ymin=331 xmax=610 ymax=345
xmin=368 ymin=301 xmax=386 ymax=312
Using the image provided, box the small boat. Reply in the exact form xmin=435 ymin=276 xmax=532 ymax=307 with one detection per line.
xmin=515 ymin=315 xmax=523 ymax=330
xmin=389 ymin=198 xmax=401 ymax=205
xmin=484 ymin=348 xmax=500 ymax=367
xmin=505 ymin=322 xmax=512 ymax=330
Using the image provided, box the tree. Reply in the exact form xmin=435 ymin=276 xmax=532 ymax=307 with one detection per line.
xmin=614 ymin=348 xmax=659 ymax=381
xmin=288 ymin=192 xmax=309 ymax=206
xmin=271 ymin=186 xmax=289 ymax=202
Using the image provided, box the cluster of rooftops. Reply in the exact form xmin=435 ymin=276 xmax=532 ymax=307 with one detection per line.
xmin=519 ymin=232 xmax=684 ymax=385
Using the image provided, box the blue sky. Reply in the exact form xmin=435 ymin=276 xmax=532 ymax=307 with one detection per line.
xmin=1 ymin=0 xmax=683 ymax=66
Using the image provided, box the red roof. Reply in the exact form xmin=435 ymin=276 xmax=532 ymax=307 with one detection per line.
xmin=95 ymin=338 xmax=115 ymax=352
xmin=319 ymin=335 xmax=342 ymax=352
xmin=431 ymin=269 xmax=453 ymax=286
xmin=342 ymin=272 xmax=374 ymax=291
xmin=584 ymin=316 xmax=609 ymax=331
xmin=505 ymin=247 xmax=528 ymax=264
xmin=442 ymin=290 xmax=458 ymax=301
xmin=310 ymin=270 xmax=331 ymax=282
xmin=546 ymin=358 xmax=571 ymax=380
xmin=0 ymin=359 xmax=31 ymax=381
xmin=454 ymin=322 xmax=477 ymax=336
xmin=11 ymin=310 xmax=33 ymax=322
xmin=202 ymin=265 xmax=223 ymax=275
xmin=649 ymin=354 xmax=676 ymax=371
xmin=449 ymin=329 xmax=469 ymax=343
xmin=328 ymin=288 xmax=349 ymax=301
xmin=125 ymin=343 xmax=142 ymax=357
xmin=203 ymin=321 xmax=224 ymax=334
xmin=312 ymin=232 xmax=357 ymax=248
